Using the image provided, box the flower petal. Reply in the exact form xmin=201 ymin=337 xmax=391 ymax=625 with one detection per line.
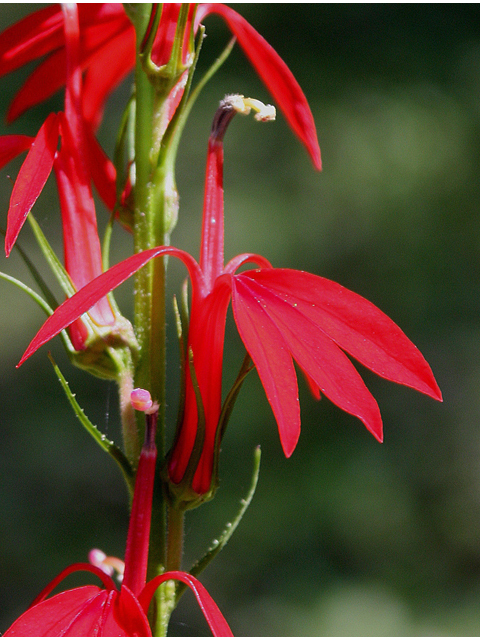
xmin=83 ymin=126 xmax=117 ymax=211
xmin=4 ymin=586 xmax=151 ymax=637
xmin=243 ymin=269 xmax=442 ymax=401
xmin=138 ymin=571 xmax=233 ymax=637
xmin=81 ymin=28 xmax=135 ymax=130
xmin=0 ymin=134 xmax=34 ymax=168
xmin=197 ymin=3 xmax=321 ymax=169
xmin=5 ymin=6 xmax=133 ymax=123
xmin=55 ymin=120 xmax=115 ymax=338
xmin=0 ymin=5 xmax=63 ymax=78
xmin=169 ymin=276 xmax=233 ymax=493
xmin=17 ymin=246 xmax=203 ymax=366
xmin=5 ymin=112 xmax=59 ymax=256
xmin=232 ymin=275 xmax=301 ymax=456
xmin=237 ymin=274 xmax=384 ymax=442
xmin=200 ymin=138 xmax=225 ymax=290
xmin=4 ymin=586 xmax=106 ymax=637
xmin=103 ymin=586 xmax=152 ymax=637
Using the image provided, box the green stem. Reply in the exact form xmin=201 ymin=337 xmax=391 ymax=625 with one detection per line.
xmin=132 ymin=5 xmax=170 ymax=636
xmin=150 ymin=505 xmax=185 ymax=637
xmin=166 ymin=505 xmax=185 ymax=571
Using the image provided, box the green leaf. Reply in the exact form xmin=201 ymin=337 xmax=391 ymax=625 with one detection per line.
xmin=47 ymin=353 xmax=134 ymax=492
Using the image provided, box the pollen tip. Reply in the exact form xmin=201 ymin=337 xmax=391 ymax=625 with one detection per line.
xmin=131 ymin=388 xmax=159 ymax=414
xmin=131 ymin=388 xmax=152 ymax=412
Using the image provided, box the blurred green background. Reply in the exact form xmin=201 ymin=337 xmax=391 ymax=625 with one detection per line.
xmin=1 ymin=3 xmax=479 ymax=635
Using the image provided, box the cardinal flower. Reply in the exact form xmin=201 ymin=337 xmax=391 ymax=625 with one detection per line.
xmin=0 ymin=3 xmax=320 ymax=168
xmin=4 ymin=394 xmax=232 ymax=637
xmin=16 ymin=95 xmax=442 ymax=503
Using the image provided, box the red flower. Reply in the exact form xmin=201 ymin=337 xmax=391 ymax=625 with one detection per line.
xmin=4 ymin=566 xmax=231 ymax=637
xmin=4 ymin=403 xmax=232 ymax=637
xmin=16 ymin=96 xmax=442 ymax=498
xmin=0 ymin=3 xmax=320 ymax=167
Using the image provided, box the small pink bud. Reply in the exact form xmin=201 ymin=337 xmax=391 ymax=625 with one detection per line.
xmin=131 ymin=388 xmax=153 ymax=412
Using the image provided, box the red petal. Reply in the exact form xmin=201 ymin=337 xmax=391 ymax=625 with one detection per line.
xmin=168 ymin=276 xmax=233 ymax=493
xmin=0 ymin=4 xmax=127 ymax=87
xmin=103 ymin=586 xmax=151 ymax=637
xmin=197 ymin=3 xmax=321 ymax=170
xmin=4 ymin=586 xmax=106 ymax=637
xmin=200 ymin=138 xmax=225 ymax=293
xmin=54 ymin=121 xmax=115 ymax=337
xmin=243 ymin=269 xmax=442 ymax=401
xmin=6 ymin=8 xmax=133 ymax=123
xmin=0 ymin=5 xmax=63 ymax=78
xmin=83 ymin=126 xmax=117 ymax=211
xmin=17 ymin=246 xmax=202 ymax=366
xmin=82 ymin=28 xmax=135 ymax=130
xmin=7 ymin=48 xmax=66 ymax=123
xmin=5 ymin=112 xmax=59 ymax=256
xmin=0 ymin=135 xmax=34 ymax=168
xmin=236 ymin=274 xmax=384 ymax=443
xmin=232 ymin=276 xmax=301 ymax=456
xmin=4 ymin=586 xmax=151 ymax=637
xmin=138 ymin=571 xmax=233 ymax=637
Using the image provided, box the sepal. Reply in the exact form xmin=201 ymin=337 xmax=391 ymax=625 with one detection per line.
xmin=176 ymin=446 xmax=261 ymax=605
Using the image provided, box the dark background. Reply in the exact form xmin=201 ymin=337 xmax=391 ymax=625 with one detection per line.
xmin=1 ymin=4 xmax=480 ymax=635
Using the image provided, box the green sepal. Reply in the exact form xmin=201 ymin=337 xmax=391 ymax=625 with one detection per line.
xmin=159 ymin=30 xmax=236 ymax=173
xmin=0 ymin=271 xmax=53 ymax=317
xmin=0 ymin=226 xmax=60 ymax=312
xmin=0 ymin=271 xmax=76 ymax=357
xmin=140 ymin=4 xmax=194 ymax=94
xmin=113 ymin=94 xmax=136 ymax=233
xmin=48 ymin=352 xmax=134 ymax=493
xmin=27 ymin=214 xmax=76 ymax=298
xmin=176 ymin=446 xmax=262 ymax=603
xmin=27 ymin=214 xmax=139 ymax=381
xmin=171 ymin=279 xmax=190 ymax=432
xmin=217 ymin=352 xmax=254 ymax=444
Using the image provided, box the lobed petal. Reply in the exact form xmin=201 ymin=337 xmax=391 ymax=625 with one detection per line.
xmin=81 ymin=28 xmax=135 ymax=130
xmin=239 ymin=275 xmax=384 ymax=442
xmin=0 ymin=134 xmax=34 ymax=168
xmin=169 ymin=275 xmax=233 ymax=493
xmin=138 ymin=571 xmax=233 ymax=637
xmin=5 ymin=112 xmax=60 ymax=256
xmin=4 ymin=5 xmax=133 ymax=123
xmin=197 ymin=3 xmax=321 ymax=169
xmin=17 ymin=246 xmax=203 ymax=366
xmin=54 ymin=120 xmax=115 ymax=343
xmin=4 ymin=585 xmax=151 ymax=637
xmin=0 ymin=5 xmax=63 ymax=78
xmin=83 ymin=125 xmax=117 ymax=211
xmin=242 ymin=269 xmax=442 ymax=401
xmin=232 ymin=276 xmax=301 ymax=457
xmin=4 ymin=586 xmax=106 ymax=637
